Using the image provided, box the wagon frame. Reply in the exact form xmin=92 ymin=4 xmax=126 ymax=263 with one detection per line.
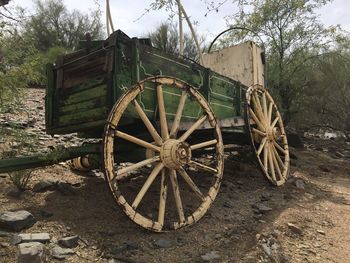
xmin=0 ymin=30 xmax=290 ymax=232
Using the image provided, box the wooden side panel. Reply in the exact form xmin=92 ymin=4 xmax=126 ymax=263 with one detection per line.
xmin=202 ymin=41 xmax=265 ymax=87
xmin=53 ymin=82 xmax=108 ymax=133
xmin=134 ymin=44 xmax=205 ymax=122
xmin=209 ymin=72 xmax=240 ymax=119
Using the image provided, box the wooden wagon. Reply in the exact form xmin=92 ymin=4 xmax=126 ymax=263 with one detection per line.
xmin=0 ymin=30 xmax=289 ymax=232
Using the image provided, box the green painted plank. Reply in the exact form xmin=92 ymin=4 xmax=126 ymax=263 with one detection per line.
xmin=47 ymin=119 xmax=106 ymax=135
xmin=59 ymin=84 xmax=107 ymax=106
xmin=45 ymin=63 xmax=55 ymax=128
xmin=58 ymin=107 xmax=108 ymax=126
xmin=58 ymin=96 xmax=107 ymax=114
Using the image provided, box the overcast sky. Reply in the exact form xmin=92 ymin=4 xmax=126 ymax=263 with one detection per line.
xmin=9 ymin=0 xmax=350 ymax=39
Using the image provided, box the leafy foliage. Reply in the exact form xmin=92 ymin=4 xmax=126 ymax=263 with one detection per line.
xmin=225 ymin=0 xmax=333 ymax=124
xmin=23 ymin=0 xmax=104 ymax=52
xmin=0 ymin=0 xmax=104 ymax=111
xmin=8 ymin=170 xmax=33 ymax=191
xmin=148 ymin=22 xmax=200 ymax=60
xmin=294 ymin=40 xmax=350 ymax=140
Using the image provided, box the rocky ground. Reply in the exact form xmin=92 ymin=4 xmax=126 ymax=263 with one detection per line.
xmin=0 ymin=88 xmax=350 ymax=263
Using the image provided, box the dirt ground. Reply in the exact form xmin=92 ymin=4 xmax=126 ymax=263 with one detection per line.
xmin=1 ymin=89 xmax=350 ymax=263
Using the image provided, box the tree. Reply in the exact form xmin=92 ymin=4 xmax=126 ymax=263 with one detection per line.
xmin=0 ymin=0 xmax=104 ymax=111
xmin=22 ymin=0 xmax=104 ymax=51
xmin=148 ymin=22 xmax=199 ymax=60
xmin=0 ymin=0 xmax=9 ymax=7
xmin=225 ymin=0 xmax=332 ymax=124
xmin=294 ymin=38 xmax=350 ymax=140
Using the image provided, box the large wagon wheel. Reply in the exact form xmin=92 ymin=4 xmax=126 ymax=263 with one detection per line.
xmin=103 ymin=76 xmax=224 ymax=232
xmin=245 ymin=85 xmax=290 ymax=186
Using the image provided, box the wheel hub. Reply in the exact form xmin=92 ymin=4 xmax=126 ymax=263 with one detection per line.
xmin=266 ymin=127 xmax=280 ymax=141
xmin=160 ymin=139 xmax=192 ymax=169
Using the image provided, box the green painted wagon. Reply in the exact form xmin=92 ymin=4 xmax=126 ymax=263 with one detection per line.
xmin=0 ymin=30 xmax=290 ymax=232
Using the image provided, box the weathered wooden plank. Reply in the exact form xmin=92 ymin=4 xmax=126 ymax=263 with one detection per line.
xmin=47 ymin=119 xmax=106 ymax=135
xmin=57 ymin=107 xmax=107 ymax=126
xmin=45 ymin=63 xmax=55 ymax=128
xmin=59 ymin=85 xmax=107 ymax=106
xmin=59 ymin=95 xmax=107 ymax=114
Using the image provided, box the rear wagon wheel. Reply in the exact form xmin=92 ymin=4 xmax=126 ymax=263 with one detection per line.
xmin=245 ymin=85 xmax=290 ymax=186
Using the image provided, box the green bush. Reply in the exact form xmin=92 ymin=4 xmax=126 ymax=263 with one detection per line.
xmin=8 ymin=170 xmax=33 ymax=191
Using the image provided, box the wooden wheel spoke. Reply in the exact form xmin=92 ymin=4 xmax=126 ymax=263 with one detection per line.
xmin=249 ymin=108 xmax=265 ymax=131
xmin=132 ymin=162 xmax=164 ymax=210
xmin=115 ymin=130 xmax=160 ymax=152
xmin=158 ymin=169 xmax=168 ymax=226
xmin=169 ymin=169 xmax=185 ymax=223
xmin=270 ymin=146 xmax=283 ymax=180
xmin=179 ymin=115 xmax=207 ymax=142
xmin=170 ymin=91 xmax=187 ymax=138
xmin=156 ymin=84 xmax=169 ymax=140
xmin=263 ymin=143 xmax=269 ymax=174
xmin=189 ymin=160 xmax=218 ymax=174
xmin=268 ymin=102 xmax=273 ymax=125
xmin=178 ymin=167 xmax=205 ymax=201
xmin=133 ymin=100 xmax=163 ymax=145
xmin=271 ymin=116 xmax=280 ymax=128
xmin=190 ymin=139 xmax=217 ymax=150
xmin=267 ymin=146 xmax=276 ymax=181
xmin=252 ymin=128 xmax=266 ymax=137
xmin=252 ymin=92 xmax=265 ymax=122
xmin=115 ymin=156 xmax=160 ymax=180
xmin=262 ymin=92 xmax=268 ymax=121
xmin=257 ymin=137 xmax=267 ymax=156
xmin=271 ymin=144 xmax=285 ymax=169
xmin=273 ymin=140 xmax=286 ymax=154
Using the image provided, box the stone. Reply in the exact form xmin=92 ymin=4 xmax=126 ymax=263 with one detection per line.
xmin=0 ymin=210 xmax=36 ymax=231
xmin=5 ymin=185 xmax=22 ymax=198
xmin=261 ymin=193 xmax=272 ymax=201
xmin=56 ymin=181 xmax=77 ymax=196
xmin=0 ymin=230 xmax=11 ymax=237
xmin=335 ymin=151 xmax=345 ymax=158
xmin=58 ymin=235 xmax=79 ymax=248
xmin=154 ymin=238 xmax=172 ymax=248
xmin=112 ymin=241 xmax=139 ymax=254
xmin=295 ymin=179 xmax=305 ymax=189
xmin=236 ymin=180 xmax=244 ymax=185
xmin=0 ymin=173 xmax=9 ymax=178
xmin=318 ymin=165 xmax=331 ymax=173
xmin=51 ymin=245 xmax=74 ymax=259
xmin=272 ymin=229 xmax=282 ymax=238
xmin=252 ymin=203 xmax=273 ymax=213
xmin=223 ymin=201 xmax=233 ymax=208
xmin=317 ymin=230 xmax=325 ymax=235
xmin=261 ymin=243 xmax=272 ymax=257
xmin=0 ymin=240 xmax=10 ymax=248
xmin=32 ymin=180 xmax=56 ymax=193
xmin=17 ymin=233 xmax=50 ymax=243
xmin=287 ymin=223 xmax=303 ymax=235
xmin=17 ymin=242 xmax=46 ymax=263
xmin=39 ymin=210 xmax=53 ymax=218
xmin=201 ymin=251 xmax=220 ymax=261
xmin=12 ymin=235 xmax=23 ymax=245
